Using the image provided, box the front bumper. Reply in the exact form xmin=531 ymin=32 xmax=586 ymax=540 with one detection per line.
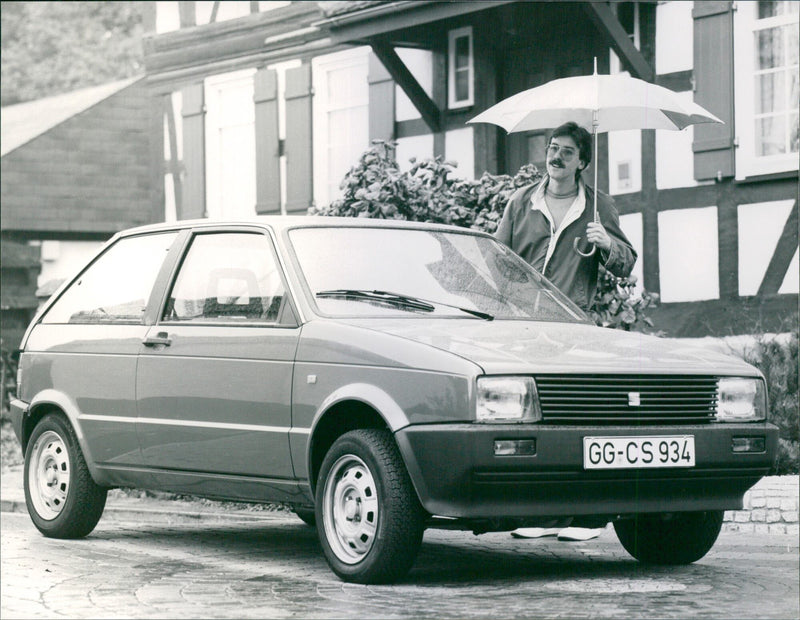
xmin=395 ymin=423 xmax=778 ymax=519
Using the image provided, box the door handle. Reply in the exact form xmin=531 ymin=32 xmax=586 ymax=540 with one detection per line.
xmin=142 ymin=332 xmax=172 ymax=347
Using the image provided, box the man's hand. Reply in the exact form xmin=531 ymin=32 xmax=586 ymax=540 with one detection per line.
xmin=585 ymin=222 xmax=612 ymax=252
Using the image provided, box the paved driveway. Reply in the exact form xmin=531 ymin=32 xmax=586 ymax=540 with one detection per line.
xmin=1 ymin=508 xmax=797 ymax=619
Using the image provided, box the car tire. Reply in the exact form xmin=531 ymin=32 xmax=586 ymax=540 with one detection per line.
xmin=24 ymin=414 xmax=107 ymax=539
xmin=293 ymin=507 xmax=316 ymax=527
xmin=316 ymin=429 xmax=425 ymax=584
xmin=613 ymin=510 xmax=724 ymax=564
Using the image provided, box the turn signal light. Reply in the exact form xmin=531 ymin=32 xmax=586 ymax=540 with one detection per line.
xmin=731 ymin=436 xmax=766 ymax=453
xmin=494 ymin=439 xmax=537 ymax=456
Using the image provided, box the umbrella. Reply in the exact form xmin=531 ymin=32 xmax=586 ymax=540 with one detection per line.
xmin=468 ymin=59 xmax=723 ymax=255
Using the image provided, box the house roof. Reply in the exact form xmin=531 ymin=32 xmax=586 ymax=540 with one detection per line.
xmin=1 ymin=76 xmax=142 ymax=157
xmin=318 ymin=1 xmax=389 ymax=18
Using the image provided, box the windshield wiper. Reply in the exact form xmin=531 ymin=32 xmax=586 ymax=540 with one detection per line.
xmin=315 ymin=289 xmax=493 ymax=321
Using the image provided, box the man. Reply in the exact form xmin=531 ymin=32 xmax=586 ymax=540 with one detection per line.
xmin=497 ymin=122 xmax=637 ymax=541
xmin=495 ymin=121 xmax=636 ymax=312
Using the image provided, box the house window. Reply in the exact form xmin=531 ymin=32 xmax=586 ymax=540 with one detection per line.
xmin=753 ymin=2 xmax=798 ymax=156
xmin=609 ymin=2 xmax=639 ymax=75
xmin=734 ymin=0 xmax=799 ymax=178
xmin=617 ymin=161 xmax=632 ymax=190
xmin=204 ymin=69 xmax=257 ymax=219
xmin=448 ymin=26 xmax=474 ymax=109
xmin=312 ymin=47 xmax=370 ymax=207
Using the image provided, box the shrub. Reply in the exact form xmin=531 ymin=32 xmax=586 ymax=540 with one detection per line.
xmin=313 ymin=140 xmax=658 ymax=332
xmin=312 ymin=140 xmax=540 ymax=232
xmin=589 ymin=268 xmax=661 ymax=334
xmin=739 ymin=323 xmax=799 ymax=475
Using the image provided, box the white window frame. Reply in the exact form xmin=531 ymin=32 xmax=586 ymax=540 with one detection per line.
xmin=204 ymin=68 xmax=257 ymax=219
xmin=311 ymin=47 xmax=370 ymax=208
xmin=734 ymin=1 xmax=799 ymax=179
xmin=448 ymin=26 xmax=474 ymax=109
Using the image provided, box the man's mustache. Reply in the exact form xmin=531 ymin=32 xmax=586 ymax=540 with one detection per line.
xmin=549 ymin=159 xmax=565 ymax=168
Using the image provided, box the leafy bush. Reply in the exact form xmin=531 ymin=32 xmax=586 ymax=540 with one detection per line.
xmin=312 ymin=140 xmax=539 ymax=232
xmin=739 ymin=323 xmax=799 ymax=475
xmin=589 ymin=268 xmax=661 ymax=333
xmin=313 ymin=140 xmax=658 ymax=331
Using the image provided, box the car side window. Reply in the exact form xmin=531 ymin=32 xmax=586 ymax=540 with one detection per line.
xmin=42 ymin=232 xmax=178 ymax=324
xmin=163 ymin=232 xmax=286 ymax=324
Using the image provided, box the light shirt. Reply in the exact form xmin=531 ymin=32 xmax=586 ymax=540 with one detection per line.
xmin=529 ymin=175 xmax=588 ymax=273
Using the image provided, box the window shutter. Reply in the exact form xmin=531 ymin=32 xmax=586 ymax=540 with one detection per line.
xmin=180 ymin=83 xmax=205 ymax=219
xmin=692 ymin=1 xmax=735 ymax=180
xmin=284 ymin=64 xmax=313 ymax=215
xmin=369 ymin=52 xmax=394 ymax=142
xmin=254 ymin=67 xmax=281 ymax=214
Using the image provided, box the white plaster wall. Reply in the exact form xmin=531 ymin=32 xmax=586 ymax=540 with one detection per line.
xmin=156 ymin=2 xmax=180 ymax=34
xmin=658 ymin=207 xmax=720 ymax=302
xmin=395 ymin=134 xmax=434 ymax=172
xmin=655 ymin=1 xmax=694 ymax=75
xmin=779 ymin=250 xmax=799 ymax=295
xmin=656 ymin=90 xmax=700 ymax=190
xmin=738 ymin=200 xmax=797 ymax=296
xmin=37 ymin=241 xmax=104 ymax=289
xmin=445 ymin=127 xmax=475 ymax=181
xmin=619 ymin=212 xmax=644 ymax=297
xmin=394 ymin=49 xmax=433 ymax=122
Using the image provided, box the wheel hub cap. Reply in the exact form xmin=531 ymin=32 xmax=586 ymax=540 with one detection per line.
xmin=28 ymin=430 xmax=70 ymax=520
xmin=323 ymin=455 xmax=379 ymax=564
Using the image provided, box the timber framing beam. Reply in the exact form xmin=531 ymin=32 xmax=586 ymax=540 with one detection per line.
xmin=582 ymin=2 xmax=655 ymax=82
xmin=370 ymin=40 xmax=441 ymax=133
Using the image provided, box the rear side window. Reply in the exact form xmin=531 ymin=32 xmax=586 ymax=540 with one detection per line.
xmin=163 ymin=232 xmax=286 ymax=323
xmin=42 ymin=233 xmax=178 ymax=324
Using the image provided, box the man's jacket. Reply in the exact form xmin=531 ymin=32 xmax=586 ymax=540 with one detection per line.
xmin=495 ymin=180 xmax=637 ymax=310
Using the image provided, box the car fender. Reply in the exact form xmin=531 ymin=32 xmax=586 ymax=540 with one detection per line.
xmin=305 ymin=382 xmax=409 ymax=486
xmin=25 ymin=389 xmax=103 ymax=482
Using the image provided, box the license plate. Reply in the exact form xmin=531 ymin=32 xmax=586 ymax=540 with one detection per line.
xmin=583 ymin=436 xmax=695 ymax=470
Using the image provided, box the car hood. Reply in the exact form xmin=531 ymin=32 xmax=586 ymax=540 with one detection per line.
xmin=347 ymin=319 xmax=757 ymax=376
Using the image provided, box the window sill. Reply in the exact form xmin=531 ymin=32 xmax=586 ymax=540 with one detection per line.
xmin=735 ymin=170 xmax=800 ymax=185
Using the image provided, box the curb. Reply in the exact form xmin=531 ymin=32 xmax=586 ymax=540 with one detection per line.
xmin=1 ymin=497 xmax=293 ymax=524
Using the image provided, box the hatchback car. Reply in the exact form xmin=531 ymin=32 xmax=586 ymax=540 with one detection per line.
xmin=10 ymin=217 xmax=777 ymax=583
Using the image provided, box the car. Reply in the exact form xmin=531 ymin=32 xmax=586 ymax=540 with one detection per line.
xmin=9 ymin=216 xmax=777 ymax=583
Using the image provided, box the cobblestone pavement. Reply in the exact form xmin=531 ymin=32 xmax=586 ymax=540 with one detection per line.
xmin=1 ymin=509 xmax=798 ymax=619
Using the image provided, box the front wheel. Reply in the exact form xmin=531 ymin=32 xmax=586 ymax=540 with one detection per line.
xmin=24 ymin=414 xmax=107 ymax=538
xmin=614 ymin=510 xmax=724 ymax=565
xmin=316 ymin=429 xmax=426 ymax=584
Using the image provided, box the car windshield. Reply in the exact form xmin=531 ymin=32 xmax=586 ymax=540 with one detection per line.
xmin=288 ymin=226 xmax=589 ymax=323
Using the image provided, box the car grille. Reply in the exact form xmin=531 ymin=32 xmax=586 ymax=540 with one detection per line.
xmin=535 ymin=375 xmax=718 ymax=425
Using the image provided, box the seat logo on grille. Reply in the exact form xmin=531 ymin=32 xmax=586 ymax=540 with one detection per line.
xmin=628 ymin=392 xmax=641 ymax=407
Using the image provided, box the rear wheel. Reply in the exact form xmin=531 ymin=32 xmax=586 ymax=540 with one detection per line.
xmin=614 ymin=510 xmax=724 ymax=564
xmin=24 ymin=414 xmax=107 ymax=538
xmin=316 ymin=429 xmax=425 ymax=584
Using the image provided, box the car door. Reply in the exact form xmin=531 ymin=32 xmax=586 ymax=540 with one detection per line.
xmin=27 ymin=231 xmax=180 ymax=471
xmin=135 ymin=228 xmax=300 ymax=496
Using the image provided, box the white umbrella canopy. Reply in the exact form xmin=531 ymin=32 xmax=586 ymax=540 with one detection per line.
xmin=469 ymin=63 xmax=723 ymax=256
xmin=468 ymin=72 xmax=723 ymax=134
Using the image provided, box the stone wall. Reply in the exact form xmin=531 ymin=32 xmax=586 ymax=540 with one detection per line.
xmin=724 ymin=475 xmax=799 ymax=535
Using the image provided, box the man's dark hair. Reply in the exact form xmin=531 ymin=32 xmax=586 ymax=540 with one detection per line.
xmin=549 ymin=122 xmax=592 ymax=177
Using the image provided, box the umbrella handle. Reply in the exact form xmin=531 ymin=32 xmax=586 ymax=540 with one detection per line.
xmin=573 ymin=236 xmax=596 ymax=257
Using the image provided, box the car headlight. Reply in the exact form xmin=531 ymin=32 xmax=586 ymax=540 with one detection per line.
xmin=716 ymin=377 xmax=766 ymax=422
xmin=476 ymin=376 xmax=541 ymax=423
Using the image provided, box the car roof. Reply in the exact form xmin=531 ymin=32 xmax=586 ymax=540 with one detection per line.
xmin=118 ymin=215 xmax=488 ymax=238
